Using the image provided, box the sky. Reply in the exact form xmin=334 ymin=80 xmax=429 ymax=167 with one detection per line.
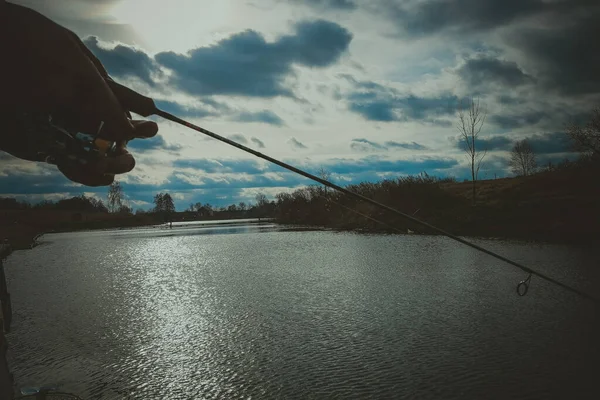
xmin=2 ymin=0 xmax=598 ymax=211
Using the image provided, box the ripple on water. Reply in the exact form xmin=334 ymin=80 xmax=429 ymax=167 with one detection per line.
xmin=4 ymin=226 xmax=600 ymax=399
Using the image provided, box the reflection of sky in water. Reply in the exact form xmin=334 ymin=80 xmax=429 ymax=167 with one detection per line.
xmin=5 ymin=222 xmax=600 ymax=399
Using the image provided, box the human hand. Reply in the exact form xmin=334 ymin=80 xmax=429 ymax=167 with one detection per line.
xmin=1 ymin=3 xmax=158 ymax=186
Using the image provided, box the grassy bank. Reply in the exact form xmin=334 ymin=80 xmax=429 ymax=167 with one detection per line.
xmin=274 ymin=163 xmax=600 ymax=244
xmin=0 ymin=210 xmax=161 ymax=250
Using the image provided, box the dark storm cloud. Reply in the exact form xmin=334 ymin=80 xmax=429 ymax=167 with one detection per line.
xmin=488 ymin=105 xmax=590 ymax=130
xmin=490 ymin=111 xmax=548 ymax=130
xmin=506 ymin=12 xmax=600 ymax=96
xmin=288 ymin=0 xmax=357 ymax=11
xmin=526 ymin=132 xmax=575 ymax=154
xmin=154 ymin=20 xmax=352 ymax=98
xmin=377 ymin=0 xmax=599 ymax=98
xmin=456 ymin=56 xmax=534 ymax=88
xmin=379 ymin=0 xmax=545 ymax=37
xmin=454 ymin=135 xmax=512 ymax=151
xmin=453 ymin=132 xmax=574 ymax=154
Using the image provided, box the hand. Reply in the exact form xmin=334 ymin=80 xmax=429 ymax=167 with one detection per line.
xmin=1 ymin=3 xmax=158 ymax=186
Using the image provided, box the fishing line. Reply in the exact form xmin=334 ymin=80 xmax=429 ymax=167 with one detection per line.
xmin=111 ymin=81 xmax=599 ymax=304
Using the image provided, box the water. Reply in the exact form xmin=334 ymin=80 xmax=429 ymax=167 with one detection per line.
xmin=4 ymin=221 xmax=599 ymax=399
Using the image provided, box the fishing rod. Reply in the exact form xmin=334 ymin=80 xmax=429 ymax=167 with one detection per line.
xmin=108 ymin=80 xmax=598 ymax=304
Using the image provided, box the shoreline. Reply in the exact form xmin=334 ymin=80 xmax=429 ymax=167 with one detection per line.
xmin=5 ymin=217 xmax=598 ymax=250
xmin=276 ymin=221 xmax=599 ymax=246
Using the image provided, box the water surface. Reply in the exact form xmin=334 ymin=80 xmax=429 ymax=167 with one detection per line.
xmin=5 ymin=222 xmax=599 ymax=399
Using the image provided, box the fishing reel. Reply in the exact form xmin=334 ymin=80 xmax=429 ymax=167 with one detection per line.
xmin=7 ymin=110 xmax=116 ymax=168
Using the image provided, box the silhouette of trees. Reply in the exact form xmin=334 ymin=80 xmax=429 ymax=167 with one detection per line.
xmin=457 ymin=98 xmax=487 ymax=204
xmin=0 ymin=195 xmax=108 ymax=212
xmin=255 ymin=193 xmax=268 ymax=207
xmin=153 ymin=193 xmax=175 ymax=214
xmin=509 ymin=139 xmax=537 ymax=176
xmin=567 ymin=107 xmax=600 ymax=159
xmin=107 ymin=181 xmax=123 ymax=213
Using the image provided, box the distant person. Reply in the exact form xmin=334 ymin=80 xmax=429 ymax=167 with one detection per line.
xmin=0 ymin=0 xmax=158 ymax=186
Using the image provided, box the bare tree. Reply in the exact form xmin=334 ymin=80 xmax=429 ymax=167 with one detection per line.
xmin=567 ymin=107 xmax=600 ymax=159
xmin=318 ymin=166 xmax=332 ymax=194
xmin=457 ymin=98 xmax=487 ymax=205
xmin=509 ymin=139 xmax=537 ymax=176
xmin=255 ymin=193 xmax=268 ymax=207
xmin=107 ymin=181 xmax=123 ymax=213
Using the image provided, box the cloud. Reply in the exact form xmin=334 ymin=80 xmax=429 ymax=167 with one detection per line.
xmin=453 ymin=132 xmax=574 ymax=154
xmin=127 ymin=135 xmax=182 ymax=153
xmin=350 ymin=138 xmax=428 ymax=152
xmin=232 ymin=110 xmax=285 ymax=126
xmin=154 ymin=100 xmax=221 ymax=118
xmin=376 ymin=0 xmax=599 ymax=99
xmin=496 ymin=95 xmax=526 ymax=106
xmin=345 ymin=79 xmax=458 ymax=124
xmin=123 ymin=171 xmax=307 ymax=194
xmin=289 ymin=137 xmax=308 ymax=149
xmin=490 ymin=111 xmax=547 ymax=129
xmin=454 ymin=135 xmax=512 ymax=151
xmin=350 ymin=138 xmax=386 ymax=151
xmin=456 ymin=56 xmax=534 ymax=89
xmin=526 ymin=132 xmax=575 ymax=154
xmin=505 ymin=11 xmax=600 ymax=96
xmin=83 ymin=36 xmax=161 ymax=86
xmin=0 ymin=167 xmax=104 ymax=196
xmin=154 ymin=20 xmax=352 ymax=98
xmin=172 ymin=158 xmax=266 ymax=174
xmin=379 ymin=0 xmax=546 ymax=37
xmin=251 ymin=137 xmax=266 ymax=148
xmin=322 ymin=156 xmax=459 ymax=175
xmin=227 ymin=134 xmax=248 ymax=144
xmin=288 ymin=0 xmax=357 ymax=10
xmin=155 ymin=100 xmax=284 ymax=126
xmin=385 ymin=141 xmax=428 ymax=150
xmin=488 ymin=102 xmax=591 ymax=130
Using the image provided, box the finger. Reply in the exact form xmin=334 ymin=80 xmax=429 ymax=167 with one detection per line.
xmin=130 ymin=120 xmax=159 ymax=139
xmin=102 ymin=152 xmax=136 ymax=175
xmin=57 ymin=164 xmax=115 ymax=187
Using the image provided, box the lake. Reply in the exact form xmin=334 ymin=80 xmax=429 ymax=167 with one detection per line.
xmin=4 ymin=220 xmax=599 ymax=399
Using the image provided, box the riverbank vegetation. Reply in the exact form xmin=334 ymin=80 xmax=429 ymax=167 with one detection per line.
xmin=275 ymin=157 xmax=599 ymax=243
